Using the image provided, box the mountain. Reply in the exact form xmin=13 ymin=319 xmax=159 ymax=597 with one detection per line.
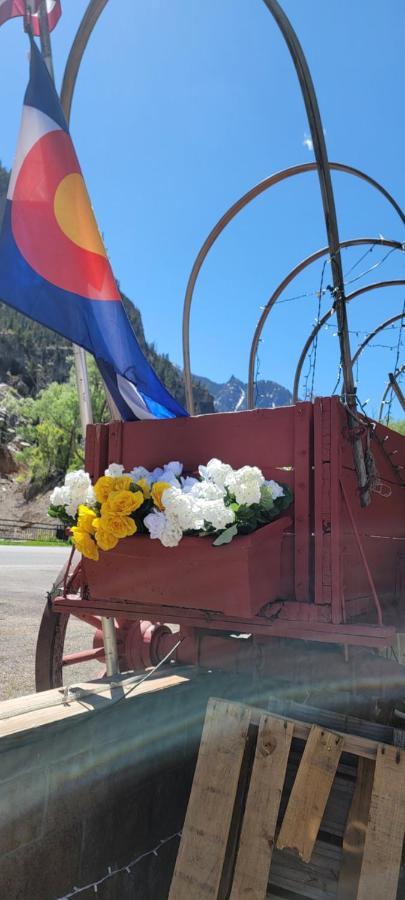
xmin=196 ymin=374 xmax=292 ymax=413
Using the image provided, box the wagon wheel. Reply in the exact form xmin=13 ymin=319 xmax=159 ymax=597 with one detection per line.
xmin=35 ymin=553 xmax=172 ymax=691
xmin=35 ymin=551 xmax=107 ymax=691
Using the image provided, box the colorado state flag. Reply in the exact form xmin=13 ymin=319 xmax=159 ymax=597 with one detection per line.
xmin=0 ymin=37 xmax=187 ymax=421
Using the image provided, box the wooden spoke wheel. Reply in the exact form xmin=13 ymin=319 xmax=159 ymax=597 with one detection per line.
xmin=35 ymin=552 xmax=108 ymax=691
xmin=35 ymin=553 xmax=173 ymax=691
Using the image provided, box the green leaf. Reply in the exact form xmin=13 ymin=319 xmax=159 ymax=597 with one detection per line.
xmin=213 ymin=523 xmax=238 ymax=546
xmin=260 ymin=485 xmax=275 ymax=511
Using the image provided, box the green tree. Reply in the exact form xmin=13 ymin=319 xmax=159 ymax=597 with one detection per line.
xmin=4 ymin=357 xmax=108 ymax=492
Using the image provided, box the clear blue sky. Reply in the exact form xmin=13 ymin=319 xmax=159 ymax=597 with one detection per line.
xmin=0 ymin=0 xmax=404 ymax=419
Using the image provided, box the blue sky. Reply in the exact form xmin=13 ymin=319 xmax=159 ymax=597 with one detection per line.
xmin=0 ymin=0 xmax=404 ymax=419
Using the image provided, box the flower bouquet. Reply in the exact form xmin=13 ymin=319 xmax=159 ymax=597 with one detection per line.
xmin=49 ymin=460 xmax=292 ymax=616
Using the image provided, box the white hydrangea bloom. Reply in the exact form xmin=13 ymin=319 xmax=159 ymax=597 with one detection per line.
xmin=145 ymin=508 xmax=183 ymax=547
xmin=104 ymin=463 xmax=125 ymax=477
xmin=144 ymin=510 xmax=167 ymax=540
xmin=198 ymin=458 xmax=232 ymax=489
xmin=160 ymin=519 xmax=183 ymax=547
xmin=265 ymin=479 xmax=285 ymax=500
xmin=162 ymin=487 xmax=204 ymax=531
xmin=200 ymin=499 xmax=235 ymax=531
xmin=49 ymin=485 xmax=69 ymax=507
xmin=189 ymin=480 xmax=225 ymax=501
xmin=225 ymin=465 xmax=264 ymax=506
xmin=51 ymin=470 xmax=94 ymax=517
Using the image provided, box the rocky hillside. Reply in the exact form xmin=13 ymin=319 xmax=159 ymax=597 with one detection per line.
xmin=197 ymin=375 xmax=292 ymax=412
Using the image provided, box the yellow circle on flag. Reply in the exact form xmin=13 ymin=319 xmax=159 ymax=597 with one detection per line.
xmin=54 ymin=173 xmax=106 ymax=257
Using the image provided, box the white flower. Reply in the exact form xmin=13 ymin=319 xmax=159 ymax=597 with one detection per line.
xmin=50 ymin=485 xmax=69 ymax=507
xmin=201 ymin=499 xmax=235 ymax=531
xmin=85 ymin=485 xmax=96 ymax=507
xmin=160 ymin=520 xmax=183 ymax=547
xmin=150 ymin=467 xmax=164 ymax=483
xmin=51 ymin=469 xmax=94 ymax=517
xmin=225 ymin=465 xmax=264 ymax=506
xmin=160 ymin=469 xmax=181 ymax=487
xmin=180 ymin=476 xmax=199 ymax=493
xmin=164 ymin=461 xmax=183 ymax=477
xmin=104 ymin=463 xmax=125 ymax=477
xmin=144 ymin=510 xmax=167 ymax=540
xmin=129 ymin=466 xmax=152 ymax=485
xmin=189 ymin=480 xmax=225 ymax=500
xmin=162 ymin=487 xmax=204 ymax=531
xmin=265 ymin=479 xmax=285 ymax=500
xmin=198 ymin=458 xmax=232 ymax=489
xmin=144 ymin=509 xmax=183 ymax=547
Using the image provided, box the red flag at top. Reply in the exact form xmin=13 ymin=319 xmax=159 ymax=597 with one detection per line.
xmin=0 ymin=0 xmax=61 ymax=32
xmin=30 ymin=0 xmax=62 ymax=35
xmin=0 ymin=1 xmax=39 ymax=27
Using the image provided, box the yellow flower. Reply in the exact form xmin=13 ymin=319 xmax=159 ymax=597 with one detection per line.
xmin=94 ymin=475 xmax=133 ymax=504
xmin=151 ymin=481 xmax=171 ymax=511
xmin=77 ymin=505 xmax=97 ymax=535
xmin=101 ymin=513 xmax=137 ymax=539
xmin=136 ymin=477 xmax=151 ymax=499
xmin=92 ymin=519 xmax=119 ymax=551
xmin=102 ymin=489 xmax=143 ymax=516
xmin=70 ymin=527 xmax=99 ymax=561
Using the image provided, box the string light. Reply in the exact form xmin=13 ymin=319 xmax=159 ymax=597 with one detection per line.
xmin=57 ymin=831 xmax=182 ymax=899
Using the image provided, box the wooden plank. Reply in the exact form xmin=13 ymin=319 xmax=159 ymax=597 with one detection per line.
xmin=168 ymin=698 xmax=250 ymax=900
xmin=336 ymin=757 xmax=375 ymax=900
xmin=356 ymin=744 xmax=405 ymax=900
xmin=293 ymin=402 xmax=313 ymax=602
xmin=230 ymin=716 xmax=293 ymax=900
xmin=277 ymin=725 xmax=344 ymax=862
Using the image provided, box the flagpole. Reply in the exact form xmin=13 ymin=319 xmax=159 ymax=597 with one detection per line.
xmin=36 ymin=1 xmax=94 ymax=439
xmin=35 ymin=1 xmax=120 ymax=677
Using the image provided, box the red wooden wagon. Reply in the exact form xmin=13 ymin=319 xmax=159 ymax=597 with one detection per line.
xmin=36 ymin=396 xmax=405 ymax=718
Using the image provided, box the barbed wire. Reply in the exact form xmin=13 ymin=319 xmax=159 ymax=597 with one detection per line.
xmin=302 ymin=259 xmax=329 ymax=400
xmin=57 ymin=830 xmax=182 ymax=898
xmin=385 ymin=297 xmax=405 ymax=425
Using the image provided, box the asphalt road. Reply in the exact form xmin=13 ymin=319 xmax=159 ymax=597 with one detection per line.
xmin=0 ymin=546 xmax=100 ymax=701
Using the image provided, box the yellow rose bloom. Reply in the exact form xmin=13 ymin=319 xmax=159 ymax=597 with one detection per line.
xmin=136 ymin=477 xmax=151 ymax=499
xmin=70 ymin=527 xmax=99 ymax=561
xmin=76 ymin=505 xmax=97 ymax=535
xmin=151 ymin=481 xmax=171 ymax=511
xmin=92 ymin=519 xmax=119 ymax=551
xmin=94 ymin=475 xmax=133 ymax=504
xmin=102 ymin=489 xmax=143 ymax=516
xmin=101 ymin=513 xmax=137 ymax=539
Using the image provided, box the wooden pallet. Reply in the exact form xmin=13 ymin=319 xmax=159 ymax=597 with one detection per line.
xmin=168 ymin=698 xmax=405 ymax=900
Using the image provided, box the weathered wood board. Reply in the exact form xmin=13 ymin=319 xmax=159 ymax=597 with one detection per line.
xmin=276 ymin=725 xmax=344 ymax=862
xmin=230 ymin=715 xmax=293 ymax=899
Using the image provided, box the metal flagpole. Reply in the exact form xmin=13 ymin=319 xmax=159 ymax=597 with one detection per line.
xmin=35 ymin=0 xmax=120 ymax=676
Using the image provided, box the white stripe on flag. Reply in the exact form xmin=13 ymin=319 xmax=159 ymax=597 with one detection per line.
xmin=116 ymin=375 xmax=157 ymax=420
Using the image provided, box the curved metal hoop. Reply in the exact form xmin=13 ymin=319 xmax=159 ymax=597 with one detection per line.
xmin=60 ymin=0 xmax=109 ymax=124
xmin=247 ymin=238 xmax=404 ymax=408
xmin=379 ymin=364 xmax=405 ymax=422
xmin=351 ymin=313 xmax=405 ymax=368
xmin=183 ymin=166 xmax=404 ymax=413
xmin=292 ymin=280 xmax=405 ymax=403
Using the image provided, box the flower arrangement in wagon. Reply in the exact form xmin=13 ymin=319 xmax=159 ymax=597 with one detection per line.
xmin=49 ymin=459 xmax=292 ymax=561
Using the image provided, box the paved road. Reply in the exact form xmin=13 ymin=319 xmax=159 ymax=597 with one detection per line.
xmin=0 ymin=546 xmax=99 ymax=701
